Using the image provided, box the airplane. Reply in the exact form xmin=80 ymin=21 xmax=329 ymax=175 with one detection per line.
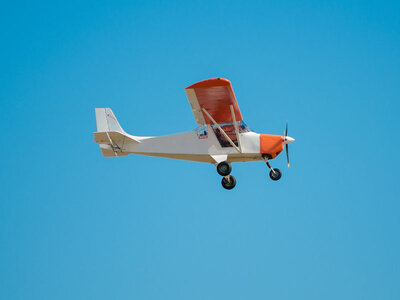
xmin=93 ymin=78 xmax=295 ymax=190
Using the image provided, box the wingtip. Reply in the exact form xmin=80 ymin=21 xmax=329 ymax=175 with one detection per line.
xmin=185 ymin=78 xmax=231 ymax=89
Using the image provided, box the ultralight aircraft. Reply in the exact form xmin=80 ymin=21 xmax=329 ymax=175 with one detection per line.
xmin=93 ymin=78 xmax=295 ymax=189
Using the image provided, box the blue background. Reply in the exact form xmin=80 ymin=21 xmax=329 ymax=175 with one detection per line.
xmin=1 ymin=1 xmax=399 ymax=299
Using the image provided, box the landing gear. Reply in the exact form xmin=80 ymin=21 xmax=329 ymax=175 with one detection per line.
xmin=269 ymin=168 xmax=282 ymax=181
xmin=216 ymin=161 xmax=231 ymax=176
xmin=263 ymin=155 xmax=282 ymax=181
xmin=216 ymin=161 xmax=236 ymax=189
xmin=221 ymin=175 xmax=236 ymax=190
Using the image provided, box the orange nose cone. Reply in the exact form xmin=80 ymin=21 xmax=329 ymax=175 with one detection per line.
xmin=260 ymin=134 xmax=284 ymax=158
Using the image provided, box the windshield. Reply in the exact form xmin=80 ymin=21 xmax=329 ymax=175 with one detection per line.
xmin=238 ymin=121 xmax=253 ymax=133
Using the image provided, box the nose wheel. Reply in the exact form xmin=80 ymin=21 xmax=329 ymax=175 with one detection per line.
xmin=216 ymin=161 xmax=236 ymax=190
xmin=269 ymin=168 xmax=282 ymax=181
xmin=263 ymin=156 xmax=282 ymax=181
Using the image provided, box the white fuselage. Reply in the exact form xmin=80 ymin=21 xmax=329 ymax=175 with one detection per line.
xmin=121 ymin=125 xmax=262 ymax=163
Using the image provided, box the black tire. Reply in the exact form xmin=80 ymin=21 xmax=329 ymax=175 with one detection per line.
xmin=217 ymin=161 xmax=232 ymax=176
xmin=221 ymin=175 xmax=236 ymax=190
xmin=269 ymin=168 xmax=282 ymax=181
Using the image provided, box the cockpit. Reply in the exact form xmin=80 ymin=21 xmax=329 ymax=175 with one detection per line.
xmin=195 ymin=121 xmax=253 ymax=148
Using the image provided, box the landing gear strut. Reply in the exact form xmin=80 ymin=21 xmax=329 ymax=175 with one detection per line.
xmin=263 ymin=156 xmax=282 ymax=181
xmin=216 ymin=161 xmax=236 ymax=190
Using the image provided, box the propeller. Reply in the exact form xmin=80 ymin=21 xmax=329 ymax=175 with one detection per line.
xmin=283 ymin=121 xmax=294 ymax=167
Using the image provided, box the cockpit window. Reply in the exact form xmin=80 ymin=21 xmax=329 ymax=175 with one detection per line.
xmin=210 ymin=121 xmax=254 ymax=147
xmin=239 ymin=121 xmax=253 ymax=133
xmin=196 ymin=122 xmax=253 ymax=146
xmin=211 ymin=123 xmax=238 ymax=147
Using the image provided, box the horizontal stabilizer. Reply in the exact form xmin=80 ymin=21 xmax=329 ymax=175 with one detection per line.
xmin=93 ymin=131 xmax=139 ymax=157
xmin=93 ymin=131 xmax=139 ymax=144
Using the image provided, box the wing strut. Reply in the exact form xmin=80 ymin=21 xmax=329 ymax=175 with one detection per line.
xmin=202 ymin=107 xmax=241 ymax=153
xmin=230 ymin=104 xmax=242 ymax=153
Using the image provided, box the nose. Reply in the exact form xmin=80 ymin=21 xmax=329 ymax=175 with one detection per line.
xmin=283 ymin=136 xmax=295 ymax=144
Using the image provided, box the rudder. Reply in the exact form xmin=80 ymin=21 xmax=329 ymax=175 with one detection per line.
xmin=95 ymin=108 xmax=125 ymax=133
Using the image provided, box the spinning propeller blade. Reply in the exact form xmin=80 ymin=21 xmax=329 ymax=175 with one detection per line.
xmin=283 ymin=121 xmax=291 ymax=168
xmin=286 ymin=144 xmax=289 ymax=167
xmin=285 ymin=120 xmax=288 ymax=137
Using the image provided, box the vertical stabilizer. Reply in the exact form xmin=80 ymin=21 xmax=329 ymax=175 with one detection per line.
xmin=95 ymin=108 xmax=125 ymax=133
xmin=94 ymin=108 xmax=139 ymax=157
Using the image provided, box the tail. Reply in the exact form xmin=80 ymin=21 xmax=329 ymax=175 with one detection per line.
xmin=93 ymin=108 xmax=139 ymax=157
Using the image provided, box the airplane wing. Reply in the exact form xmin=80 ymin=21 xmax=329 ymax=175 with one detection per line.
xmin=185 ymin=78 xmax=243 ymax=125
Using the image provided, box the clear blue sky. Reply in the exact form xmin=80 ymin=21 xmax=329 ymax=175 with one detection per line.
xmin=1 ymin=1 xmax=399 ymax=299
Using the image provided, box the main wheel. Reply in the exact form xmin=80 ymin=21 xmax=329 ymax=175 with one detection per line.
xmin=217 ymin=161 xmax=232 ymax=176
xmin=221 ymin=175 xmax=236 ymax=190
xmin=269 ymin=168 xmax=282 ymax=181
